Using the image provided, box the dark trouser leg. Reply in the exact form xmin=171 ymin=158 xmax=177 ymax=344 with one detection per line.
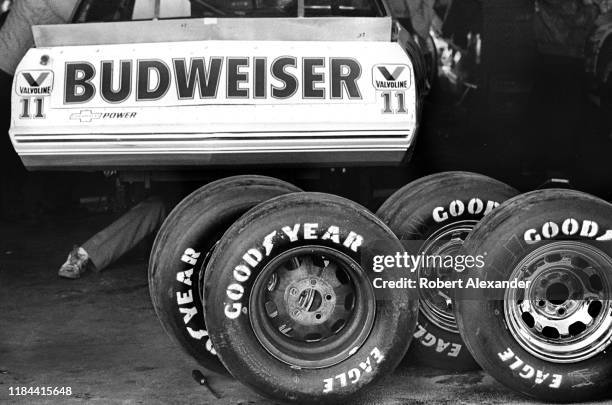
xmin=82 ymin=196 xmax=167 ymax=271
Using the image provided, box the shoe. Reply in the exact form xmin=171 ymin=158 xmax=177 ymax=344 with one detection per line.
xmin=58 ymin=246 xmax=89 ymax=279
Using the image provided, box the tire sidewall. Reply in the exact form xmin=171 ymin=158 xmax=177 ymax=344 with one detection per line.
xmin=457 ymin=191 xmax=612 ymax=401
xmin=378 ymin=172 xmax=518 ymax=370
xmin=148 ymin=176 xmax=300 ymax=374
xmin=204 ymin=193 xmax=418 ymax=403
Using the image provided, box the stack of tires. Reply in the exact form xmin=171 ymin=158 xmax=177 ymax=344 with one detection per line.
xmin=149 ymin=173 xmax=612 ymax=403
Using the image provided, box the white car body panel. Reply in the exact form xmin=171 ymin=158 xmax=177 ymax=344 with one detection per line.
xmin=11 ymin=19 xmax=417 ymax=169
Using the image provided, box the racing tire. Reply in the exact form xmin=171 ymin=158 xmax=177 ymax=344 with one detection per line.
xmin=148 ymin=175 xmax=301 ymax=375
xmin=376 ymin=171 xmax=518 ymax=370
xmin=203 ymin=192 xmax=418 ymax=403
xmin=455 ymin=189 xmax=612 ymax=402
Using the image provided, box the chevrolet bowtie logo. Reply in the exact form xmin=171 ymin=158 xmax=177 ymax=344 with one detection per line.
xmin=70 ymin=109 xmax=101 ymax=122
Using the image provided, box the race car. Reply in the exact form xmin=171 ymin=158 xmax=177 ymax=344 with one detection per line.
xmin=10 ymin=0 xmax=427 ymax=169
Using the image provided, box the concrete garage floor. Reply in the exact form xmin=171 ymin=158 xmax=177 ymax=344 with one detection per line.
xmin=0 ymin=215 xmax=606 ymax=405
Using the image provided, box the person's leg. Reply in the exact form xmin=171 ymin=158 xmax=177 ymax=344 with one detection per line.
xmin=58 ymin=196 xmax=167 ymax=278
xmin=83 ymin=196 xmax=167 ymax=271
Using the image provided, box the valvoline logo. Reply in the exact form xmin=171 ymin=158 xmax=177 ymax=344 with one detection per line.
xmin=372 ymin=64 xmax=411 ymax=90
xmin=15 ymin=70 xmax=54 ymax=96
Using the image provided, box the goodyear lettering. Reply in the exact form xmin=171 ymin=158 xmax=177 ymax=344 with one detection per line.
xmin=177 ymin=248 xmax=216 ymax=355
xmin=224 ymin=249 xmax=262 ymax=319
xmin=524 ymin=218 xmax=612 ymax=244
xmin=280 ymin=224 xmax=363 ymax=252
xmin=224 ymin=224 xmax=365 ymax=319
xmin=432 ymin=198 xmax=500 ymax=223
xmin=64 ymin=57 xmax=362 ymax=104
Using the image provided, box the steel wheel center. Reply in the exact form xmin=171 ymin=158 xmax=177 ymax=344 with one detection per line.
xmin=530 ymin=268 xmax=584 ymax=320
xmin=285 ymin=277 xmax=336 ymax=324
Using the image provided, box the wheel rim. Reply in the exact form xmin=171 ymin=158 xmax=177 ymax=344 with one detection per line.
xmin=419 ymin=220 xmax=477 ymax=333
xmin=249 ymin=245 xmax=376 ymax=369
xmin=505 ymin=241 xmax=612 ymax=363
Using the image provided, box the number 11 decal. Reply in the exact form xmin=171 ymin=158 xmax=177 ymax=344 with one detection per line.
xmin=381 ymin=91 xmax=408 ymax=114
xmin=20 ymin=97 xmax=45 ymax=119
